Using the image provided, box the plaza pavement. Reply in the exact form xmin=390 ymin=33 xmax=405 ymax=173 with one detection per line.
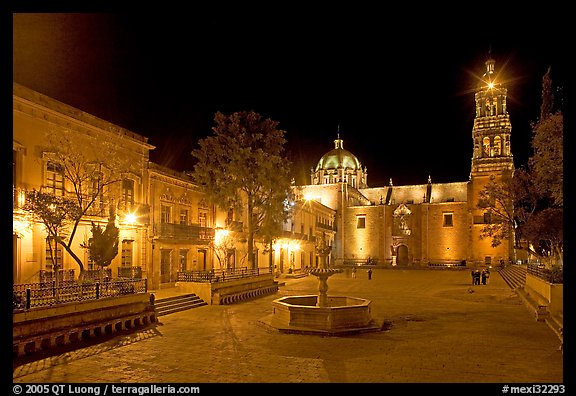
xmin=12 ymin=268 xmax=564 ymax=385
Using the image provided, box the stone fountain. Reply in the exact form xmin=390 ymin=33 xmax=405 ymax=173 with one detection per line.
xmin=266 ymin=233 xmax=380 ymax=335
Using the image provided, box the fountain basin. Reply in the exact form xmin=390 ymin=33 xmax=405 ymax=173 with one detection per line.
xmin=268 ymin=295 xmax=380 ymax=335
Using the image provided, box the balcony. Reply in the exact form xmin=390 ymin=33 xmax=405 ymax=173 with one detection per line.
xmin=155 ymin=223 xmax=215 ymax=241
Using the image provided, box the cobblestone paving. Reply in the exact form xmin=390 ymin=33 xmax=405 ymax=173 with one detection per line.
xmin=13 ymin=269 xmax=563 ymax=384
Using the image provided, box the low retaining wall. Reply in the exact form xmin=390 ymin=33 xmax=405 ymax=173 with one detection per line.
xmin=13 ymin=293 xmax=155 ymax=357
xmin=524 ymin=274 xmax=563 ymax=318
xmin=518 ymin=274 xmax=563 ymax=346
xmin=175 ymin=274 xmax=278 ymax=305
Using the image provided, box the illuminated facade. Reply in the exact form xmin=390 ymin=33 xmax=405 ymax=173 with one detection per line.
xmin=12 ymin=83 xmax=333 ymax=287
xmin=13 ymin=83 xmax=227 ymax=289
xmin=13 ymin=56 xmax=514 ymax=288
xmin=13 ymin=82 xmax=154 ymax=285
xmin=300 ymin=57 xmax=515 ymax=267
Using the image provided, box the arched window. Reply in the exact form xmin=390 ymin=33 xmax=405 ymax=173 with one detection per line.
xmin=493 ymin=136 xmax=501 ymax=156
xmin=483 ymin=137 xmax=491 ymax=157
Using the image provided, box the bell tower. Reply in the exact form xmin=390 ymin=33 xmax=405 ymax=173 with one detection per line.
xmin=471 ymin=56 xmax=514 ymax=176
xmin=469 ymin=55 xmax=515 ymax=266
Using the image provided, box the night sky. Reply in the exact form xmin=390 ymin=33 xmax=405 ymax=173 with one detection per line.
xmin=12 ymin=10 xmax=566 ymax=187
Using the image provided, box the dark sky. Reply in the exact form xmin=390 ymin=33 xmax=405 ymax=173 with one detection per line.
xmin=12 ymin=10 xmax=566 ymax=187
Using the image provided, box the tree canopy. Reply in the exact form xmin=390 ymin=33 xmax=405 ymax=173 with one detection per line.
xmin=191 ymin=110 xmax=294 ymax=269
xmin=23 ymin=129 xmax=133 ymax=276
xmin=81 ymin=207 xmax=119 ymax=272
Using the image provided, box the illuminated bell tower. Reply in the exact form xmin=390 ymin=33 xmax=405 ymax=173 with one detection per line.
xmin=471 ymin=56 xmax=514 ymax=176
xmin=469 ymin=55 xmax=515 ymax=265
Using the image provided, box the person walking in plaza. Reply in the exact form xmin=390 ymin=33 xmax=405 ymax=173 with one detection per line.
xmin=475 ymin=269 xmax=481 ymax=285
xmin=352 ymin=267 xmax=357 ymax=278
xmin=368 ymin=268 xmax=372 ymax=280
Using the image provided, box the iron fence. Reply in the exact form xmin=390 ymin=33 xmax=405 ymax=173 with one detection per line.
xmin=527 ymin=264 xmax=563 ymax=284
xmin=177 ymin=267 xmax=268 ymax=283
xmin=13 ymin=278 xmax=148 ymax=311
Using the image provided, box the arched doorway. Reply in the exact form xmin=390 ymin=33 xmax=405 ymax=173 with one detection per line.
xmin=397 ymin=245 xmax=409 ymax=265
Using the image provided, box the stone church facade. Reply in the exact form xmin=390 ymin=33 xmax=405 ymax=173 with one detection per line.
xmin=299 ymin=57 xmax=515 ymax=268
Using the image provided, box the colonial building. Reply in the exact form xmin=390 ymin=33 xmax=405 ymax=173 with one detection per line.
xmin=300 ymin=57 xmax=515 ymax=268
xmin=13 ymin=82 xmax=154 ymax=285
xmin=12 ymin=82 xmax=333 ymax=288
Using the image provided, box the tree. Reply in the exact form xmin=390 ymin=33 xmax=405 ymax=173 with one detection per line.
xmin=24 ymin=129 xmax=134 ymax=278
xmin=81 ymin=207 xmax=119 ymax=280
xmin=211 ymin=229 xmax=236 ymax=269
xmin=23 ymin=190 xmax=83 ymax=295
xmin=477 ymin=173 xmax=515 ymax=248
xmin=191 ymin=110 xmax=294 ymax=269
xmin=528 ymin=66 xmax=563 ymax=266
xmin=530 ymin=112 xmax=563 ymax=207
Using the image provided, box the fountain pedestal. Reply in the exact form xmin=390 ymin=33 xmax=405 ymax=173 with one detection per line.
xmin=265 ymin=233 xmax=380 ymax=335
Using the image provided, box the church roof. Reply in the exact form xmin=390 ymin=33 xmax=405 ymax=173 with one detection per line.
xmin=315 ymin=137 xmax=362 ymax=172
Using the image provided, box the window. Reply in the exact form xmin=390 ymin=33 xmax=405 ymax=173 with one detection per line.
xmin=443 ymin=213 xmax=453 ymax=227
xmin=45 ymin=237 xmax=63 ymax=271
xmin=198 ymin=211 xmax=207 ymax=227
xmin=87 ymin=254 xmax=96 ymax=271
xmin=161 ymin=205 xmax=171 ymax=223
xmin=357 ymin=215 xmax=366 ymax=229
xmin=483 ymin=137 xmax=491 ymax=157
xmin=13 ymin=149 xmax=17 ymax=190
xmin=122 ymin=179 xmax=135 ymax=208
xmin=494 ymin=136 xmax=501 ymax=156
xmin=90 ymin=175 xmax=102 ymax=199
xmin=121 ymin=240 xmax=133 ymax=267
xmin=89 ymin=173 xmax=105 ymax=214
xmin=226 ymin=208 xmax=233 ymax=225
xmin=180 ymin=209 xmax=189 ymax=225
xmin=179 ymin=249 xmax=188 ymax=272
xmin=46 ymin=162 xmax=65 ymax=196
xmin=13 ymin=150 xmax=19 ymax=207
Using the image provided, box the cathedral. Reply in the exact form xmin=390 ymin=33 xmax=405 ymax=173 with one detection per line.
xmin=299 ymin=56 xmax=516 ymax=268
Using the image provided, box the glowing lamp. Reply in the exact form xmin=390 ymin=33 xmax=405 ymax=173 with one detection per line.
xmin=125 ymin=213 xmax=137 ymax=224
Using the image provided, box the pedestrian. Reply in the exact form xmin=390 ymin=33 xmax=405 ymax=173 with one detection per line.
xmin=368 ymin=268 xmax=372 ymax=280
xmin=471 ymin=270 xmax=475 ymax=285
xmin=481 ymin=270 xmax=487 ymax=285
xmin=474 ymin=270 xmax=481 ymax=285
xmin=352 ymin=267 xmax=357 ymax=278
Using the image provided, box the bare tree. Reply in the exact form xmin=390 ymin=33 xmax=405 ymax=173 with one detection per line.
xmin=25 ymin=129 xmax=135 ymax=278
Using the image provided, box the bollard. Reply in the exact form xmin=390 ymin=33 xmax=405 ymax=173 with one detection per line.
xmin=26 ymin=288 xmax=31 ymax=310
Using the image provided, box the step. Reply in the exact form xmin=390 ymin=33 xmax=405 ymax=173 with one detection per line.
xmin=498 ymin=266 xmax=527 ymax=289
xmin=154 ymin=294 xmax=203 ymax=307
xmin=153 ymin=294 xmax=207 ymax=316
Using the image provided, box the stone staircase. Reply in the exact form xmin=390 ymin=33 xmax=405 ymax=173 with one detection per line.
xmin=153 ymin=293 xmax=207 ymax=316
xmin=498 ymin=265 xmax=527 ymax=290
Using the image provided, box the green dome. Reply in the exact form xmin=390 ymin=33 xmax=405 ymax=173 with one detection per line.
xmin=315 ymin=138 xmax=362 ymax=172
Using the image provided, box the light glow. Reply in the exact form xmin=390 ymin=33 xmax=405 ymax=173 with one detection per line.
xmin=125 ymin=213 xmax=137 ymax=224
xmin=13 ymin=219 xmax=32 ymax=236
xmin=214 ymin=228 xmax=230 ymax=245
